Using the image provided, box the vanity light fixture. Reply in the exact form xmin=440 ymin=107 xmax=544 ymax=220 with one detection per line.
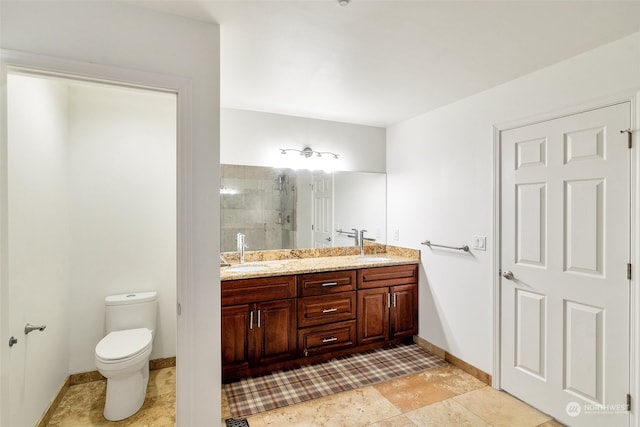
xmin=280 ymin=145 xmax=340 ymax=160
xmin=338 ymin=0 xmax=350 ymax=6
xmin=219 ymin=186 xmax=238 ymax=195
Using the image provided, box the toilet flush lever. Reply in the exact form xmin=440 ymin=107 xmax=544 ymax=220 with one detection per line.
xmin=25 ymin=323 xmax=46 ymax=335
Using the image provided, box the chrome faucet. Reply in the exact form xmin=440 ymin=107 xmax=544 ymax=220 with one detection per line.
xmin=351 ymin=228 xmax=360 ymax=246
xmin=236 ymin=232 xmax=247 ymax=264
xmin=359 ymin=229 xmax=368 ymax=256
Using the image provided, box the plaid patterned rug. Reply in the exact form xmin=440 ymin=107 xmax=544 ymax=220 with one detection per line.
xmin=224 ymin=343 xmax=447 ymax=417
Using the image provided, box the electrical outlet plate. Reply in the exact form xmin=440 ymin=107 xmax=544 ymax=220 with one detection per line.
xmin=473 ymin=235 xmax=486 ymax=251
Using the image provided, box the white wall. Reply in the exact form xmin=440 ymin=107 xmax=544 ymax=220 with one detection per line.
xmin=221 ymin=108 xmax=386 ymax=173
xmin=0 ymin=2 xmax=220 ymax=426
xmin=387 ymin=32 xmax=640 ymax=374
xmin=67 ymin=83 xmax=176 ymax=373
xmin=7 ymin=74 xmax=71 ymax=427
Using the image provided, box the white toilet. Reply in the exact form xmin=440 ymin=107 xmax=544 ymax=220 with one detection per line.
xmin=95 ymin=291 xmax=157 ymax=421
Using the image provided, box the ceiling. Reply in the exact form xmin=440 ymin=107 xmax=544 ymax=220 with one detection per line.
xmin=127 ymin=0 xmax=640 ymax=127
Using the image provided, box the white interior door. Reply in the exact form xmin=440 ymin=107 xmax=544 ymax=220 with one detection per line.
xmin=500 ymin=102 xmax=631 ymax=426
xmin=312 ymin=172 xmax=333 ymax=248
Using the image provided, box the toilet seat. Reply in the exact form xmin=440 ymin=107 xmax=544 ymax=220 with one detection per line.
xmin=95 ymin=328 xmax=152 ymax=364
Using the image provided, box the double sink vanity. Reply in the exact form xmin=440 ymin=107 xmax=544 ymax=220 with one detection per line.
xmin=220 ymin=245 xmax=420 ymax=382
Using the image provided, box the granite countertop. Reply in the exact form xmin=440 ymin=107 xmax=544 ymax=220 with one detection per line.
xmin=220 ymin=245 xmax=420 ymax=281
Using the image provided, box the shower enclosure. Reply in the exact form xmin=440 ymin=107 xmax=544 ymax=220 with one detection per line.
xmin=220 ymin=165 xmax=298 ymax=252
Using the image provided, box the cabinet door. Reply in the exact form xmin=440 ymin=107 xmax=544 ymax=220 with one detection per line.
xmin=255 ymin=299 xmax=297 ymax=366
xmin=221 ymin=304 xmax=251 ymax=372
xmin=390 ymin=284 xmax=418 ymax=339
xmin=357 ymin=287 xmax=389 ymax=345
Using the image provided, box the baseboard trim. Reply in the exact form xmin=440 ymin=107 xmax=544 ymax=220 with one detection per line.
xmin=150 ymin=356 xmax=176 ymax=371
xmin=69 ymin=356 xmax=176 ymax=386
xmin=413 ymin=336 xmax=492 ymax=385
xmin=36 ymin=376 xmax=70 ymax=427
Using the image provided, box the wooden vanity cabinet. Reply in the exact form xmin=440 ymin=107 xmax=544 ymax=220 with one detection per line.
xmin=221 ymin=263 xmax=419 ymax=381
xmin=221 ymin=276 xmax=297 ymax=380
xmin=357 ymin=265 xmax=418 ymax=345
xmin=297 ymin=270 xmax=357 ymax=357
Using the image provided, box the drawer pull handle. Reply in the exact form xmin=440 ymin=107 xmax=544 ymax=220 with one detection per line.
xmin=322 ymin=336 xmax=338 ymax=343
xmin=321 ymin=282 xmax=338 ymax=287
xmin=322 ymin=308 xmax=338 ymax=313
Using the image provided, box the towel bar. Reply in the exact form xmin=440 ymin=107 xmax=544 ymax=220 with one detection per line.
xmin=421 ymin=240 xmax=469 ymax=252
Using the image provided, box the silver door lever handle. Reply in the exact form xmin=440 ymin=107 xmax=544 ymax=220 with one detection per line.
xmin=25 ymin=324 xmax=46 ymax=335
xmin=502 ymin=271 xmax=515 ymax=280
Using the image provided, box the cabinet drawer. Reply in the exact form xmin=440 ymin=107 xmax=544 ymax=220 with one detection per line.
xmin=298 ymin=270 xmax=356 ymax=296
xmin=222 ymin=276 xmax=296 ymax=306
xmin=298 ymin=292 xmax=356 ymax=328
xmin=358 ymin=264 xmax=418 ymax=289
xmin=298 ymin=320 xmax=356 ymax=357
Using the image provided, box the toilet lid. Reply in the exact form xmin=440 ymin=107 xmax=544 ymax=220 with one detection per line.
xmin=95 ymin=328 xmax=152 ymax=362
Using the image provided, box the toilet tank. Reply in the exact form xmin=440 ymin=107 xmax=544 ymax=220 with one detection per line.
xmin=104 ymin=291 xmax=158 ymax=336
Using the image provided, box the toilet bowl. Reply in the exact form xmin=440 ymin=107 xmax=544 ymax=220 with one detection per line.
xmin=95 ymin=328 xmax=153 ymax=421
xmin=95 ymin=292 xmax=157 ymax=421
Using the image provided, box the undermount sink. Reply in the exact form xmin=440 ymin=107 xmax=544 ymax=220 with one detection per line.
xmin=357 ymin=256 xmax=391 ymax=262
xmin=226 ymin=263 xmax=269 ymax=272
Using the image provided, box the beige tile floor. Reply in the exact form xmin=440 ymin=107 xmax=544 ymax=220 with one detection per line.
xmin=48 ymin=364 xmax=564 ymax=427
xmin=228 ymin=365 xmax=565 ymax=427
xmin=47 ymin=367 xmax=176 ymax=426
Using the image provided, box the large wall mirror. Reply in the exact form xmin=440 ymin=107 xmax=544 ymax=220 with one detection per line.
xmin=221 ymin=164 xmax=386 ymax=252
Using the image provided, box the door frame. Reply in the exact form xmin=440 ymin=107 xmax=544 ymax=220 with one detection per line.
xmin=0 ymin=49 xmax=201 ymax=426
xmin=492 ymin=89 xmax=640 ymax=425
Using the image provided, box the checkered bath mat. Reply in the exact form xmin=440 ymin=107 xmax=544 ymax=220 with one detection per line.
xmin=224 ymin=343 xmax=446 ymax=417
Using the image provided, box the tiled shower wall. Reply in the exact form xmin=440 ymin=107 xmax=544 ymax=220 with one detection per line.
xmin=221 ymin=165 xmax=297 ymax=252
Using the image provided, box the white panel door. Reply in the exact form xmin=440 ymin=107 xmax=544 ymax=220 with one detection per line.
xmin=312 ymin=172 xmax=333 ymax=248
xmin=500 ymin=102 xmax=631 ymax=426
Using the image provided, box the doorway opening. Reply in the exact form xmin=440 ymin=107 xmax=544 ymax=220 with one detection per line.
xmin=4 ymin=70 xmax=177 ymax=426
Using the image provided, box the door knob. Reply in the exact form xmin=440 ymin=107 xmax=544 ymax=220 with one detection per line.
xmin=502 ymin=270 xmax=515 ymax=280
